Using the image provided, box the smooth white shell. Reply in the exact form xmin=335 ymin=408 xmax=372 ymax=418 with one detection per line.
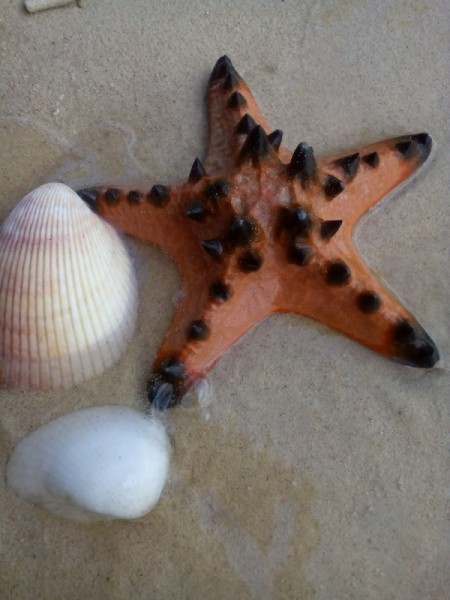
xmin=6 ymin=406 xmax=171 ymax=521
xmin=25 ymin=0 xmax=77 ymax=12
xmin=0 ymin=183 xmax=138 ymax=390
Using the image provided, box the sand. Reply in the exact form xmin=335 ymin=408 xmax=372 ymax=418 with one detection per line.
xmin=0 ymin=1 xmax=449 ymax=598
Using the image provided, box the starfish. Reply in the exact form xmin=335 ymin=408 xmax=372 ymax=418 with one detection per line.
xmin=78 ymin=56 xmax=439 ymax=409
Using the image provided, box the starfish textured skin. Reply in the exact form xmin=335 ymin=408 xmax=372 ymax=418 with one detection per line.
xmin=78 ymin=56 xmax=439 ymax=409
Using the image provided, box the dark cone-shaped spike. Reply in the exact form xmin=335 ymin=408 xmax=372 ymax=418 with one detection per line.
xmin=147 ymin=377 xmax=176 ymax=410
xmin=127 ymin=190 xmax=143 ymax=204
xmin=320 ymin=220 xmax=343 ymax=240
xmin=334 ymin=153 xmax=360 ymax=179
xmin=357 ymin=291 xmax=381 ymax=313
xmin=77 ymin=188 xmax=98 ymax=210
xmin=209 ymin=55 xmax=237 ymax=84
xmin=105 ymin=188 xmax=120 ymax=204
xmin=287 ymin=244 xmax=312 ymax=266
xmin=413 ymin=133 xmax=432 ymax=162
xmin=210 ymin=280 xmax=231 ymax=302
xmin=186 ymin=200 xmax=206 ymax=221
xmin=236 ymin=114 xmax=256 ymax=135
xmin=239 ymin=125 xmax=271 ymax=166
xmin=227 ymin=91 xmax=247 ymax=110
xmin=392 ymin=319 xmax=439 ymax=368
xmin=323 ymin=174 xmax=345 ymax=199
xmin=326 ymin=260 xmax=351 ymax=285
xmin=228 ymin=215 xmax=257 ymax=246
xmin=267 ymin=129 xmax=283 ymax=151
xmin=201 ymin=238 xmax=225 ymax=260
xmin=288 ymin=142 xmax=318 ymax=183
xmin=148 ymin=185 xmax=169 ymax=206
xmin=395 ymin=133 xmax=432 ymax=164
xmin=187 ymin=319 xmax=210 ymax=341
xmin=205 ymin=179 xmax=231 ymax=202
xmin=238 ymin=250 xmax=263 ymax=272
xmin=159 ymin=355 xmax=186 ymax=382
xmin=224 ymin=71 xmax=240 ymax=90
xmin=279 ymin=207 xmax=312 ymax=237
xmin=362 ymin=152 xmax=380 ymax=168
xmin=188 ymin=157 xmax=207 ymax=183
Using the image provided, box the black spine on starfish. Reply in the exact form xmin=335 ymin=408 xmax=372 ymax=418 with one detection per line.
xmin=189 ymin=158 xmax=207 ymax=183
xmin=77 ymin=188 xmax=98 ymax=210
xmin=187 ymin=319 xmax=210 ymax=341
xmin=105 ymin=188 xmax=120 ymax=204
xmin=209 ymin=55 xmax=237 ymax=84
xmin=395 ymin=133 xmax=432 ymax=163
xmin=149 ymin=185 xmax=170 ymax=206
xmin=205 ymin=179 xmax=231 ymax=203
xmin=323 ymin=174 xmax=345 ymax=199
xmin=357 ymin=291 xmax=382 ymax=313
xmin=333 ymin=153 xmax=360 ymax=179
xmin=326 ymin=260 xmax=351 ymax=285
xmin=227 ymin=91 xmax=247 ymax=110
xmin=267 ymin=129 xmax=283 ymax=151
xmin=320 ymin=220 xmax=343 ymax=240
xmin=287 ymin=243 xmax=312 ymax=266
xmin=362 ymin=152 xmax=380 ymax=168
xmin=288 ymin=142 xmax=318 ymax=182
xmin=224 ymin=70 xmax=240 ymax=91
xmin=238 ymin=249 xmax=263 ymax=272
xmin=147 ymin=355 xmax=187 ymax=410
xmin=279 ymin=207 xmax=312 ymax=238
xmin=127 ymin=190 xmax=143 ymax=204
xmin=186 ymin=200 xmax=207 ymax=221
xmin=239 ymin=125 xmax=271 ymax=165
xmin=392 ymin=318 xmax=438 ymax=368
xmin=201 ymin=238 xmax=225 ymax=260
xmin=236 ymin=114 xmax=256 ymax=134
xmin=228 ymin=215 xmax=257 ymax=246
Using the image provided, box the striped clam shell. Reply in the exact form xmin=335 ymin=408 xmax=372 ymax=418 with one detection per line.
xmin=0 ymin=183 xmax=138 ymax=390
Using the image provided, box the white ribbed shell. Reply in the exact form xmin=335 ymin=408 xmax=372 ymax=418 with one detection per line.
xmin=0 ymin=183 xmax=138 ymax=390
xmin=6 ymin=406 xmax=171 ymax=521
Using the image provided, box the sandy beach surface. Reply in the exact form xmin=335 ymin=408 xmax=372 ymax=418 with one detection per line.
xmin=0 ymin=1 xmax=449 ymax=598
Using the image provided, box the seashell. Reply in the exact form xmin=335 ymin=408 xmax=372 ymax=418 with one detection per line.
xmin=6 ymin=406 xmax=171 ymax=521
xmin=24 ymin=0 xmax=83 ymax=14
xmin=0 ymin=183 xmax=137 ymax=390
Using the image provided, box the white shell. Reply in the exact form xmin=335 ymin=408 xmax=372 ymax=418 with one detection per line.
xmin=24 ymin=0 xmax=80 ymax=13
xmin=0 ymin=183 xmax=137 ymax=390
xmin=6 ymin=406 xmax=171 ymax=521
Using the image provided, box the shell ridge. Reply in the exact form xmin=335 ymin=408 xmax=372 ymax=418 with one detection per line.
xmin=75 ymin=217 xmax=115 ymax=373
xmin=42 ymin=199 xmax=61 ymax=389
xmin=83 ymin=222 xmax=136 ymax=365
xmin=0 ymin=212 xmax=20 ymax=386
xmin=64 ymin=198 xmax=93 ymax=384
xmin=103 ymin=232 xmax=138 ymax=359
xmin=17 ymin=197 xmax=47 ymax=387
xmin=15 ymin=195 xmax=39 ymax=386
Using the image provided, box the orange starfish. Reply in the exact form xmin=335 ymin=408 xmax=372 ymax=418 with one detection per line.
xmin=78 ymin=56 xmax=439 ymax=409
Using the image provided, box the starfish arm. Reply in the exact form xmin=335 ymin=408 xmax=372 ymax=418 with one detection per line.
xmin=204 ymin=56 xmax=288 ymax=172
xmin=316 ymin=133 xmax=432 ymax=225
xmin=76 ymin=183 xmax=205 ymax=265
xmin=276 ymin=244 xmax=439 ymax=368
xmin=147 ymin=270 xmax=275 ymax=408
